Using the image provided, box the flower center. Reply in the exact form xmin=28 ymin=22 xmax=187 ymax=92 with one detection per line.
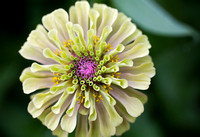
xmin=74 ymin=55 xmax=98 ymax=80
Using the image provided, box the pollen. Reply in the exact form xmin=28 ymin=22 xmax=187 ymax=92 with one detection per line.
xmin=77 ymin=92 xmax=86 ymax=104
xmin=111 ymin=72 xmax=121 ymax=79
xmin=93 ymin=35 xmax=100 ymax=44
xmin=103 ymin=84 xmax=113 ymax=94
xmin=110 ymin=54 xmax=119 ymax=63
xmin=105 ymin=43 xmax=113 ymax=52
xmin=63 ymin=39 xmax=72 ymax=48
xmin=52 ymin=72 xmax=61 ymax=86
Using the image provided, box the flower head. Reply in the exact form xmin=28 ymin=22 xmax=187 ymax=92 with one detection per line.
xmin=19 ymin=1 xmax=155 ymax=137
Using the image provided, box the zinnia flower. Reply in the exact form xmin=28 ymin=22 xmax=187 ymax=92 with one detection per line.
xmin=19 ymin=1 xmax=155 ymax=137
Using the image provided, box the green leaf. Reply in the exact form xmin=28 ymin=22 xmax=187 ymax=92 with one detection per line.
xmin=112 ymin=0 xmax=198 ymax=37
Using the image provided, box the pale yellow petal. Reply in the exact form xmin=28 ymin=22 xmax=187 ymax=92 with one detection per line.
xmin=23 ymin=77 xmax=53 ymax=94
xmin=111 ymin=86 xmax=144 ymax=117
xmin=120 ymin=73 xmax=151 ymax=90
xmin=75 ymin=114 xmax=88 ymax=137
xmin=75 ymin=1 xmax=90 ymax=39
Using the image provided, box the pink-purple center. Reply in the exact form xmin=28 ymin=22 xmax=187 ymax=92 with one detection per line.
xmin=74 ymin=56 xmax=97 ymax=79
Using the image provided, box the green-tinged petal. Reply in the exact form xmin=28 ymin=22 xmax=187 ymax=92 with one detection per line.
xmin=61 ymin=104 xmax=79 ymax=133
xmin=89 ymin=9 xmax=99 ymax=34
xmin=111 ymin=86 xmax=144 ymax=117
xmin=43 ymin=48 xmax=70 ymax=64
xmin=20 ymin=68 xmax=53 ymax=82
xmin=48 ymin=29 xmax=65 ymax=51
xmin=97 ymin=6 xmax=118 ymax=36
xmin=42 ymin=9 xmax=69 ymax=41
xmin=75 ymin=114 xmax=88 ymax=137
xmin=109 ymin=21 xmax=136 ymax=48
xmin=79 ymin=105 xmax=89 ymax=115
xmin=27 ymin=25 xmax=57 ymax=51
xmin=105 ymin=65 xmax=119 ymax=73
xmin=116 ymin=118 xmax=130 ymax=136
xmin=50 ymin=81 xmax=71 ymax=94
xmin=51 ymin=92 xmax=72 ymax=114
xmin=38 ymin=108 xmax=51 ymax=125
xmin=93 ymin=3 xmax=107 ymax=31
xmin=75 ymin=1 xmax=90 ymax=39
xmin=107 ymin=44 xmax=125 ymax=56
xmin=73 ymin=24 xmax=86 ymax=47
xmin=89 ymin=118 xmax=102 ymax=137
xmin=124 ymin=35 xmax=151 ymax=52
xmin=118 ymin=42 xmax=149 ymax=60
xmin=116 ymin=58 xmax=133 ymax=67
xmin=101 ymin=93 xmax=123 ymax=127
xmin=87 ymin=29 xmax=95 ymax=49
xmin=108 ymin=12 xmax=131 ymax=39
xmin=122 ymin=29 xmax=142 ymax=46
xmin=52 ymin=9 xmax=69 ymax=39
xmin=31 ymin=63 xmax=52 ymax=72
xmin=32 ymin=89 xmax=62 ymax=109
xmin=69 ymin=6 xmax=78 ymax=24
xmin=100 ymin=87 xmax=116 ymax=106
xmin=19 ymin=42 xmax=56 ymax=64
xmin=66 ymin=91 xmax=79 ymax=116
xmin=84 ymin=90 xmax=90 ymax=108
xmin=28 ymin=97 xmax=58 ymax=118
xmin=53 ymin=125 xmax=68 ymax=137
xmin=66 ymin=22 xmax=76 ymax=42
xmin=133 ymin=55 xmax=153 ymax=66
xmin=124 ymin=87 xmax=148 ymax=104
xmin=66 ymin=84 xmax=79 ymax=94
xmin=99 ymin=26 xmax=112 ymax=43
xmin=44 ymin=100 xmax=69 ymax=130
xmin=120 ymin=73 xmax=150 ymax=90
xmin=101 ymin=77 xmax=112 ymax=85
xmin=115 ymin=101 xmax=136 ymax=123
xmin=23 ymin=77 xmax=53 ymax=94
xmin=108 ymin=76 xmax=128 ymax=89
xmin=120 ymin=62 xmax=156 ymax=78
xmin=50 ymin=64 xmax=69 ymax=73
xmin=97 ymin=102 xmax=116 ymax=137
xmin=88 ymin=92 xmax=97 ymax=121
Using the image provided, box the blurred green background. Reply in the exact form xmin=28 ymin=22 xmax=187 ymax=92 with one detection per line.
xmin=0 ymin=0 xmax=200 ymax=137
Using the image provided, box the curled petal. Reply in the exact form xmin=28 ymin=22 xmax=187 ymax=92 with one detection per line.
xmin=44 ymin=100 xmax=70 ymax=130
xmin=53 ymin=126 xmax=69 ymax=137
xmin=23 ymin=77 xmax=53 ymax=94
xmin=120 ymin=62 xmax=155 ymax=78
xmin=89 ymin=118 xmax=102 ymax=137
xmin=97 ymin=6 xmax=118 ymax=36
xmin=20 ymin=67 xmax=53 ymax=82
xmin=111 ymin=86 xmax=144 ymax=117
xmin=19 ymin=42 xmax=56 ymax=65
xmin=120 ymin=73 xmax=151 ymax=90
xmin=109 ymin=21 xmax=136 ymax=48
xmin=75 ymin=1 xmax=90 ymax=39
xmin=61 ymin=104 xmax=80 ymax=133
xmin=96 ymin=102 xmax=116 ymax=137
xmin=101 ymin=92 xmax=123 ymax=127
xmin=42 ymin=9 xmax=69 ymax=41
xmin=75 ymin=114 xmax=88 ymax=137
xmin=116 ymin=118 xmax=130 ymax=136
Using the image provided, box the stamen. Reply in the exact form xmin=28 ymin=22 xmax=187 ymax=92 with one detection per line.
xmin=52 ymin=72 xmax=61 ymax=86
xmin=104 ymin=43 xmax=113 ymax=52
xmin=111 ymin=72 xmax=121 ymax=79
xmin=110 ymin=54 xmax=119 ymax=63
xmin=93 ymin=35 xmax=100 ymax=45
xmin=103 ymin=84 xmax=113 ymax=94
xmin=54 ymin=49 xmax=60 ymax=56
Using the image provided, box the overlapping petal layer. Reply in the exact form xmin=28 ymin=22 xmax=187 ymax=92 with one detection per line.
xmin=19 ymin=1 xmax=155 ymax=137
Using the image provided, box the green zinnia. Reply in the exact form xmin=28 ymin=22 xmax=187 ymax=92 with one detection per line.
xmin=19 ymin=1 xmax=155 ymax=137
